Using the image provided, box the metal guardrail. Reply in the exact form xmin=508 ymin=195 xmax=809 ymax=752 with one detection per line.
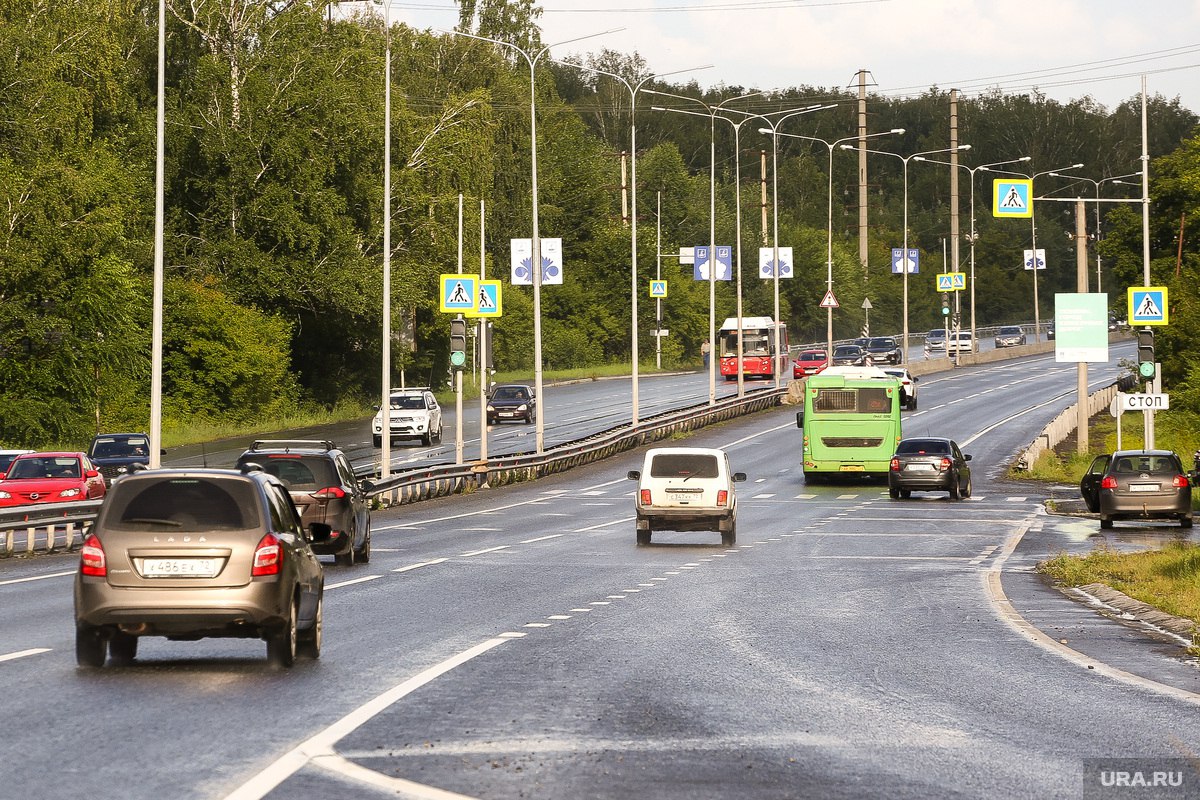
xmin=0 ymin=387 xmax=786 ymax=557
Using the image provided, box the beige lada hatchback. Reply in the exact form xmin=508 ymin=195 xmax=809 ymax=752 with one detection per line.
xmin=627 ymin=446 xmax=745 ymax=547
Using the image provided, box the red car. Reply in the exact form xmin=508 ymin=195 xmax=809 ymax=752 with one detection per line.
xmin=0 ymin=452 xmax=107 ymax=507
xmin=793 ymin=350 xmax=829 ymax=378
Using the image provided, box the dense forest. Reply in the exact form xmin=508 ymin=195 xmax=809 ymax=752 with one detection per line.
xmin=2 ymin=0 xmax=1199 ymax=447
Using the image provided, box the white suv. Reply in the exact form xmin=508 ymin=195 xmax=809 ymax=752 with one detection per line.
xmin=627 ymin=447 xmax=745 ymax=547
xmin=372 ymin=388 xmax=443 ymax=447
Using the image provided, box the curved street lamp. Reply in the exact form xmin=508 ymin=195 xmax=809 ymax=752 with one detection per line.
xmin=552 ymin=60 xmax=710 ymax=425
xmin=765 ymin=127 xmax=904 ymax=362
xmin=1046 ymin=170 xmax=1142 ymax=292
xmin=979 ymin=162 xmax=1084 ymax=342
xmin=846 ymin=143 xmax=972 ymax=363
xmin=444 ymin=26 xmax=621 ymax=453
xmin=913 ymin=155 xmax=1031 ymax=343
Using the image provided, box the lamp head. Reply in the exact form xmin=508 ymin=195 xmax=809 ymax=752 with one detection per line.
xmin=891 ymin=128 xmax=906 ymax=134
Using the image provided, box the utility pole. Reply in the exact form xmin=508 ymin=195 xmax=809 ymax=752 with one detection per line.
xmin=856 ymin=69 xmax=871 ymax=276
xmin=1075 ymin=199 xmax=1089 ymax=455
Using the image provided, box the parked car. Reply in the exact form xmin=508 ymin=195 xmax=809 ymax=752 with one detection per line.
xmin=487 ymin=384 xmax=536 ymax=424
xmin=993 ymin=326 xmax=1027 ymax=348
xmin=0 ymin=452 xmax=106 ymax=508
xmin=864 ymin=337 xmax=902 ymax=365
xmin=831 ymin=344 xmax=867 ymax=366
xmin=925 ymin=329 xmax=946 ymax=352
xmin=881 ymin=367 xmax=919 ymax=410
xmin=1046 ymin=320 xmax=1055 ymax=340
xmin=888 ymin=438 xmax=972 ymax=500
xmin=0 ymin=449 xmax=34 ymax=479
xmin=627 ymin=447 xmax=745 ymax=547
xmin=1079 ymin=450 xmax=1193 ymax=530
xmin=372 ymin=387 xmax=443 ymax=447
xmin=73 ymin=467 xmax=329 ymax=668
xmin=946 ymin=332 xmax=975 ymax=354
xmin=792 ymin=350 xmax=828 ymax=378
xmin=235 ymin=440 xmax=371 ymax=566
xmin=88 ymin=432 xmax=158 ymax=485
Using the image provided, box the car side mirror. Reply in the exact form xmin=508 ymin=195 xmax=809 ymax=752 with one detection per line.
xmin=795 ymin=410 xmax=804 ymax=428
xmin=627 ymin=470 xmax=640 ymax=480
xmin=912 ymin=376 xmax=919 ymax=382
xmin=361 ymin=479 xmax=375 ymax=493
xmin=307 ymin=522 xmax=333 ymax=543
xmin=964 ymin=454 xmax=972 ymax=462
xmin=732 ymin=472 xmax=747 ymax=482
xmin=85 ymin=469 xmax=100 ymax=478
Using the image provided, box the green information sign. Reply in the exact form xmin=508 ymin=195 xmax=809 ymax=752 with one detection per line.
xmin=1053 ymin=293 xmax=1109 ymax=363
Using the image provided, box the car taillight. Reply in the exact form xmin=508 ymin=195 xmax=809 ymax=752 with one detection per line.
xmin=939 ymin=457 xmax=952 ymax=471
xmin=311 ymin=486 xmax=347 ymax=501
xmin=639 ymin=489 xmax=651 ymax=504
xmin=1101 ymin=476 xmax=1118 ymax=489
xmin=80 ymin=534 xmax=106 ymax=577
xmin=1173 ymin=474 xmax=1189 ymax=488
xmin=717 ymin=490 xmax=729 ymax=507
xmin=890 ymin=458 xmax=900 ymax=472
xmin=252 ymin=534 xmax=282 ymax=576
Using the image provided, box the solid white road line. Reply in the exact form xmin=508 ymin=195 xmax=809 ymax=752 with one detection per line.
xmin=0 ymin=648 xmax=51 ymax=663
xmin=0 ymin=570 xmax=74 ymax=587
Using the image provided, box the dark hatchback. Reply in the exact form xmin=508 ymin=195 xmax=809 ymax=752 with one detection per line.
xmin=235 ymin=440 xmax=371 ymax=566
xmin=888 ymin=437 xmax=972 ymax=500
xmin=1080 ymin=450 xmax=1193 ymax=529
xmin=864 ymin=337 xmax=902 ymax=365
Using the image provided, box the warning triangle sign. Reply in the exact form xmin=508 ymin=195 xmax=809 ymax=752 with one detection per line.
xmin=819 ymin=290 xmax=839 ymax=309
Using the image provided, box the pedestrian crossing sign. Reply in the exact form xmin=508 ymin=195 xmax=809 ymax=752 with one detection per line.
xmin=440 ymin=274 xmax=478 ymax=313
xmin=993 ymin=179 xmax=1033 ymax=218
xmin=466 ymin=279 xmax=502 ymax=318
xmin=1128 ymin=286 xmax=1168 ymax=325
xmin=649 ymin=280 xmax=668 ymax=298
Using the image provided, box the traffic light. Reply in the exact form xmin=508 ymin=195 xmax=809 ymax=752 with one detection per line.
xmin=1137 ymin=327 xmax=1155 ymax=379
xmin=941 ymin=293 xmax=950 ymax=317
xmin=449 ymin=317 xmax=467 ymax=369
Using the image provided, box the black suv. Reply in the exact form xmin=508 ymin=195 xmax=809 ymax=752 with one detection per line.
xmin=88 ymin=432 xmax=155 ymax=484
xmin=235 ymin=440 xmax=371 ymax=566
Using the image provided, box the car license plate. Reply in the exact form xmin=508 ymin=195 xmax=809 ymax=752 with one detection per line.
xmin=905 ymin=463 xmax=935 ymax=472
xmin=141 ymin=558 xmax=219 ymax=578
xmin=840 ymin=465 xmax=864 ymax=472
xmin=1129 ymin=484 xmax=1160 ymax=492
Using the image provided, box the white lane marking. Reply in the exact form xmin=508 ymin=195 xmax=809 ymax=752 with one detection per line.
xmin=752 ymin=493 xmax=776 ymax=499
xmin=0 ymin=648 xmax=51 ymax=663
xmin=460 ymin=545 xmax=510 ymax=557
xmin=969 ymin=545 xmax=1000 ymax=566
xmin=572 ymin=516 xmax=634 ymax=532
xmin=520 ymin=534 xmax=564 ymax=544
xmin=325 ymin=575 xmax=382 ymax=589
xmin=983 ymin=521 xmax=1200 ymax=708
xmin=222 ymin=637 xmax=513 ymax=800
xmin=547 ymin=615 xmax=572 ymax=620
xmin=393 ymin=558 xmax=448 ymax=573
xmin=805 ymin=556 xmax=972 ymax=561
xmin=523 ymin=623 xmax=551 ymax=628
xmin=0 ymin=570 xmax=75 ymax=587
xmin=308 ymin=753 xmax=477 ymax=800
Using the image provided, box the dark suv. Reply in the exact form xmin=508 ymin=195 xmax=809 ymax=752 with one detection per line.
xmin=235 ymin=440 xmax=371 ymax=566
xmin=88 ymin=432 xmax=155 ymax=484
xmin=74 ymin=467 xmax=329 ymax=668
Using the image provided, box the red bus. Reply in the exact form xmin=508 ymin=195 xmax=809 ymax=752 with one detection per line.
xmin=718 ymin=316 xmax=789 ymax=380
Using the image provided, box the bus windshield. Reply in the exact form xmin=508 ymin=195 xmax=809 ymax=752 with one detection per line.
xmin=799 ymin=374 xmax=902 ymax=480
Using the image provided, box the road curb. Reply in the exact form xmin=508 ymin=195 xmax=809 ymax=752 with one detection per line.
xmin=1068 ymin=582 xmax=1199 ymax=643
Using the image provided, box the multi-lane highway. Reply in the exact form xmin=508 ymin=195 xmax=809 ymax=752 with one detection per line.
xmin=4 ymin=346 xmax=1199 ymax=799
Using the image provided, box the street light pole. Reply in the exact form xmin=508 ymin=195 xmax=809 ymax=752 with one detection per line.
xmin=445 ymin=27 xmax=620 ymax=453
xmin=913 ymin=155 xmax=1031 ymax=343
xmin=767 ymin=128 xmax=902 ymax=362
xmin=552 ymin=62 xmax=708 ymax=426
xmin=850 ymin=144 xmax=971 ymax=363
xmin=150 ymin=0 xmax=165 ymax=468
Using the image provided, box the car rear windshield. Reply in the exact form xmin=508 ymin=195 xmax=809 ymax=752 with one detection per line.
xmin=7 ymin=456 xmax=81 ymax=480
xmin=1112 ymin=455 xmax=1179 ymax=473
xmin=105 ymin=477 xmax=258 ymax=532
xmin=649 ymin=454 xmax=720 ymax=479
xmin=239 ymin=455 xmax=337 ymax=490
xmin=896 ymin=440 xmax=950 ymax=455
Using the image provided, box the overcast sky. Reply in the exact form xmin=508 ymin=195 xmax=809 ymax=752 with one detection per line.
xmin=380 ymin=0 xmax=1200 ymax=113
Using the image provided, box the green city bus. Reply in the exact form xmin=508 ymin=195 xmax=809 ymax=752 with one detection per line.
xmin=794 ymin=368 xmax=903 ymax=481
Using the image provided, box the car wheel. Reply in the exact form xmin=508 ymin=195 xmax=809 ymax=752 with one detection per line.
xmin=889 ymin=486 xmax=900 ymax=499
xmin=335 ymin=529 xmax=355 ymax=567
xmin=949 ymin=475 xmax=961 ymax=500
xmin=636 ymin=529 xmax=651 ymax=546
xmin=298 ymin=594 xmax=322 ymax=660
xmin=372 ymin=435 xmax=381 ymax=448
xmin=75 ymin=625 xmax=107 ymax=668
xmin=355 ymin=520 xmax=371 ymax=563
xmin=433 ymin=424 xmax=443 ymax=444
xmin=1099 ymin=516 xmax=1113 ymax=530
xmin=267 ymin=597 xmax=298 ymax=668
xmin=962 ymin=475 xmax=972 ymax=499
xmin=487 ymin=416 xmax=495 ymax=425
xmin=909 ymin=398 xmax=917 ymax=411
xmin=721 ymin=524 xmax=736 ymax=547
xmin=1182 ymin=516 xmax=1194 ymax=529
xmin=525 ymin=412 xmax=533 ymax=424
xmin=109 ymin=632 xmax=138 ymax=665
xmin=900 ymin=489 xmax=911 ymax=499
xmin=422 ymin=430 xmax=433 ymax=446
